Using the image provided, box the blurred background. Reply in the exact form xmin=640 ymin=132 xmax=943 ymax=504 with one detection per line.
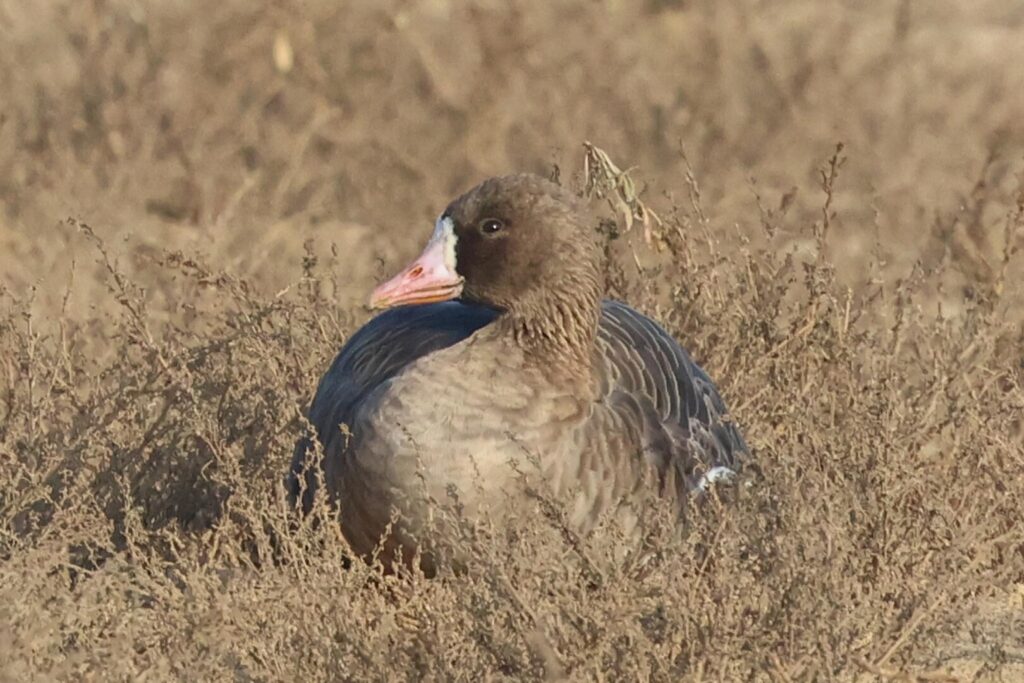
xmin=2 ymin=0 xmax=1023 ymax=321
xmin=2 ymin=3 xmax=1024 ymax=679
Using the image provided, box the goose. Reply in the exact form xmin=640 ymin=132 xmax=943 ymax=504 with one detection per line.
xmin=288 ymin=173 xmax=747 ymax=570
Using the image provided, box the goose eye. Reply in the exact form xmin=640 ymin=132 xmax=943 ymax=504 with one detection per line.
xmin=479 ymin=218 xmax=504 ymax=235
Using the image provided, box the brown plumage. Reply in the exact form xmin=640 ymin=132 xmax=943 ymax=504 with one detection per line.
xmin=288 ymin=174 xmax=747 ymax=569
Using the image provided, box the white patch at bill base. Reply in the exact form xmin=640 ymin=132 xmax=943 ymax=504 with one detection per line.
xmin=433 ymin=215 xmax=459 ymax=272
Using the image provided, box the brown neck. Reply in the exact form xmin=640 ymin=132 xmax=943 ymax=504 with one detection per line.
xmin=494 ymin=267 xmax=602 ymax=372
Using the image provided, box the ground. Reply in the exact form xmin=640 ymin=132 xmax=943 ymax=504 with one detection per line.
xmin=1 ymin=1 xmax=1023 ymax=680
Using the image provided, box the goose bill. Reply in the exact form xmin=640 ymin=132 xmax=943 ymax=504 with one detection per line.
xmin=369 ymin=216 xmax=464 ymax=309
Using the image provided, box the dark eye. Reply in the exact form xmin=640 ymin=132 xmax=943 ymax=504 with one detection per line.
xmin=479 ymin=218 xmax=504 ymax=235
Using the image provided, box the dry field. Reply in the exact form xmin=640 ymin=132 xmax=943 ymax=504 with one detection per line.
xmin=2 ymin=1 xmax=1024 ymax=680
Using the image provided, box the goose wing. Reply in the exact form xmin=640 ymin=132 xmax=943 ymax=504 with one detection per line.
xmin=594 ymin=300 xmax=748 ymax=496
xmin=287 ymin=302 xmax=498 ymax=510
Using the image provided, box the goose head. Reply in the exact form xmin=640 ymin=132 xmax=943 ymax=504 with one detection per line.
xmin=369 ymin=174 xmax=602 ymax=317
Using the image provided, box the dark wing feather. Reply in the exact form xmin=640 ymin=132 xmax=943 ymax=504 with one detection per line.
xmin=595 ymin=300 xmax=748 ymax=495
xmin=287 ymin=302 xmax=498 ymax=510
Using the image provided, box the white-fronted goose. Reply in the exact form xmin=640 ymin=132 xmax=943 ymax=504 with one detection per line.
xmin=289 ymin=174 xmax=747 ymax=568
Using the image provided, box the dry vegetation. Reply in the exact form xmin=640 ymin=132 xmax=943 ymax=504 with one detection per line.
xmin=2 ymin=0 xmax=1024 ymax=680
